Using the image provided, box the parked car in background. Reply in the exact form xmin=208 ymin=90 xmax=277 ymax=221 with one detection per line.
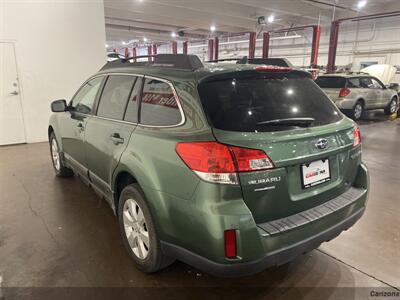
xmin=315 ymin=74 xmax=398 ymax=120
xmin=48 ymin=54 xmax=369 ymax=277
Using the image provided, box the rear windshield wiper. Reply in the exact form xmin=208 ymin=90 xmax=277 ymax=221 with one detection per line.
xmin=256 ymin=117 xmax=315 ymax=127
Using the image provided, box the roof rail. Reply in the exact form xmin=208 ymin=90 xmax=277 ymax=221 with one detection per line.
xmin=206 ymin=58 xmax=244 ymax=63
xmin=100 ymin=54 xmax=204 ymax=71
xmin=206 ymin=56 xmax=293 ymax=67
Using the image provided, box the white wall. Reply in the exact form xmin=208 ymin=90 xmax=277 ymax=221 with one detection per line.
xmin=0 ymin=0 xmax=107 ymax=143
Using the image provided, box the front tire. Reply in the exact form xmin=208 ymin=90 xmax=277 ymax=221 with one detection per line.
xmin=384 ymin=97 xmax=398 ymax=115
xmin=118 ymin=183 xmax=173 ymax=273
xmin=49 ymin=132 xmax=73 ymax=177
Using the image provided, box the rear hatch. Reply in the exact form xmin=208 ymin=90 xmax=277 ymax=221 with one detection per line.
xmin=198 ymin=69 xmax=359 ymax=224
xmin=315 ymin=76 xmax=347 ymax=102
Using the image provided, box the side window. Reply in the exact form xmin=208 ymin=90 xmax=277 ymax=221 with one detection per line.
xmin=360 ymin=77 xmax=373 ymax=89
xmin=371 ymin=78 xmax=383 ymax=89
xmin=97 ymin=75 xmax=136 ymax=120
xmin=347 ymin=78 xmax=360 ymax=88
xmin=71 ymin=77 xmax=103 ymax=114
xmin=124 ymin=77 xmax=143 ymax=123
xmin=140 ymin=78 xmax=182 ymax=126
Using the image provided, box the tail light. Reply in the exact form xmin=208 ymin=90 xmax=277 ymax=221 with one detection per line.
xmin=353 ymin=126 xmax=362 ymax=147
xmin=339 ymin=87 xmax=351 ymax=98
xmin=175 ymin=142 xmax=274 ymax=185
xmin=224 ymin=230 xmax=237 ymax=258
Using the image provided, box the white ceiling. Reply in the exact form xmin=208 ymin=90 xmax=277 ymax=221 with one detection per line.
xmin=104 ymin=0 xmax=400 ymax=48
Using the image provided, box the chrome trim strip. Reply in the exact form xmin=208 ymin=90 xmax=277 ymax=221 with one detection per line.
xmin=90 ymin=115 xmax=138 ymax=126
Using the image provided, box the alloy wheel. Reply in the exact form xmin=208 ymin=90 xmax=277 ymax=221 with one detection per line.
xmin=354 ymin=103 xmax=362 ymax=120
xmin=51 ymin=139 xmax=61 ymax=171
xmin=123 ymin=198 xmax=150 ymax=260
xmin=390 ymin=99 xmax=397 ymax=113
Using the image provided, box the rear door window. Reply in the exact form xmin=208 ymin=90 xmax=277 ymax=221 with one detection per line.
xmin=347 ymin=78 xmax=361 ymax=88
xmin=198 ymin=74 xmax=342 ymax=132
xmin=139 ymin=78 xmax=182 ymax=126
xmin=97 ymin=75 xmax=136 ymax=120
xmin=315 ymin=76 xmax=346 ymax=88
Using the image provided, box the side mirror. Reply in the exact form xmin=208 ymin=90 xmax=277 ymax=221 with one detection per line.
xmin=51 ymin=99 xmax=67 ymax=112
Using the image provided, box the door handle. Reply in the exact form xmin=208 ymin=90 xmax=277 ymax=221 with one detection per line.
xmin=77 ymin=123 xmax=84 ymax=131
xmin=9 ymin=91 xmax=19 ymax=96
xmin=110 ymin=133 xmax=124 ymax=145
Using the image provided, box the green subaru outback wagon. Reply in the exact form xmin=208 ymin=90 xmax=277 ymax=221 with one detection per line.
xmin=48 ymin=54 xmax=369 ymax=277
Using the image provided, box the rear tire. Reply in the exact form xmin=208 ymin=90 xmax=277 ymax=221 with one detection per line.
xmin=118 ymin=183 xmax=174 ymax=273
xmin=351 ymin=101 xmax=364 ymax=121
xmin=384 ymin=97 xmax=398 ymax=115
xmin=49 ymin=132 xmax=73 ymax=177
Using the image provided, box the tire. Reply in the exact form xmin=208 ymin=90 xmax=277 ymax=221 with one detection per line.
xmin=118 ymin=183 xmax=173 ymax=273
xmin=384 ymin=97 xmax=398 ymax=115
xmin=49 ymin=132 xmax=73 ymax=177
xmin=352 ymin=100 xmax=364 ymax=121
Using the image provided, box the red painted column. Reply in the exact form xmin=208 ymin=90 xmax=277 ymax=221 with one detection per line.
xmin=310 ymin=25 xmax=321 ymax=68
xmin=172 ymin=41 xmax=178 ymax=54
xmin=208 ymin=39 xmax=214 ymax=61
xmin=147 ymin=46 xmax=152 ymax=61
xmin=183 ymin=41 xmax=188 ymax=54
xmin=124 ymin=47 xmax=129 ymax=58
xmin=132 ymin=47 xmax=137 ymax=62
xmin=152 ymin=44 xmax=157 ymax=56
xmin=214 ymin=37 xmax=219 ymax=60
xmin=262 ymin=32 xmax=270 ymax=58
xmin=249 ymin=32 xmax=256 ymax=59
xmin=327 ymin=21 xmax=340 ymax=74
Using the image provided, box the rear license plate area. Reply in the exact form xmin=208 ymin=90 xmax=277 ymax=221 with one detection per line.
xmin=301 ymin=159 xmax=331 ymax=189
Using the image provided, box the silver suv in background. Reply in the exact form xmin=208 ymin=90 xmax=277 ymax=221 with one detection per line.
xmin=315 ymin=74 xmax=398 ymax=120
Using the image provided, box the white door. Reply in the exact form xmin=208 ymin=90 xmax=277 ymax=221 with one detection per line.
xmin=0 ymin=42 xmax=26 ymax=145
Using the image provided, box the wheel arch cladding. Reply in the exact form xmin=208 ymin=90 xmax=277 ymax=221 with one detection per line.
xmin=48 ymin=126 xmax=54 ymax=138
xmin=113 ymin=170 xmax=138 ymax=214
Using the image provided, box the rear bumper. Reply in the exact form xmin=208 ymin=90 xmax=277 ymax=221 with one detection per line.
xmin=334 ymin=98 xmax=356 ymax=110
xmin=162 ymin=162 xmax=369 ymax=277
xmin=161 ymin=206 xmax=365 ymax=277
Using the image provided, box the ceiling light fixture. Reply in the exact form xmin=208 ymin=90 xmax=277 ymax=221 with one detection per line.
xmin=267 ymin=15 xmax=274 ymax=23
xmin=105 ymin=44 xmax=109 ymax=48
xmin=357 ymin=0 xmax=367 ymax=8
xmin=171 ymin=32 xmax=177 ymax=38
xmin=143 ymin=37 xmax=148 ymax=42
xmin=122 ymin=41 xmax=126 ymax=45
xmin=210 ymin=25 xmax=216 ymax=32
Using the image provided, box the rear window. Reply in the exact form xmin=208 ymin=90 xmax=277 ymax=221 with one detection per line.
xmin=198 ymin=75 xmax=342 ymax=132
xmin=315 ymin=76 xmax=346 ymax=88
